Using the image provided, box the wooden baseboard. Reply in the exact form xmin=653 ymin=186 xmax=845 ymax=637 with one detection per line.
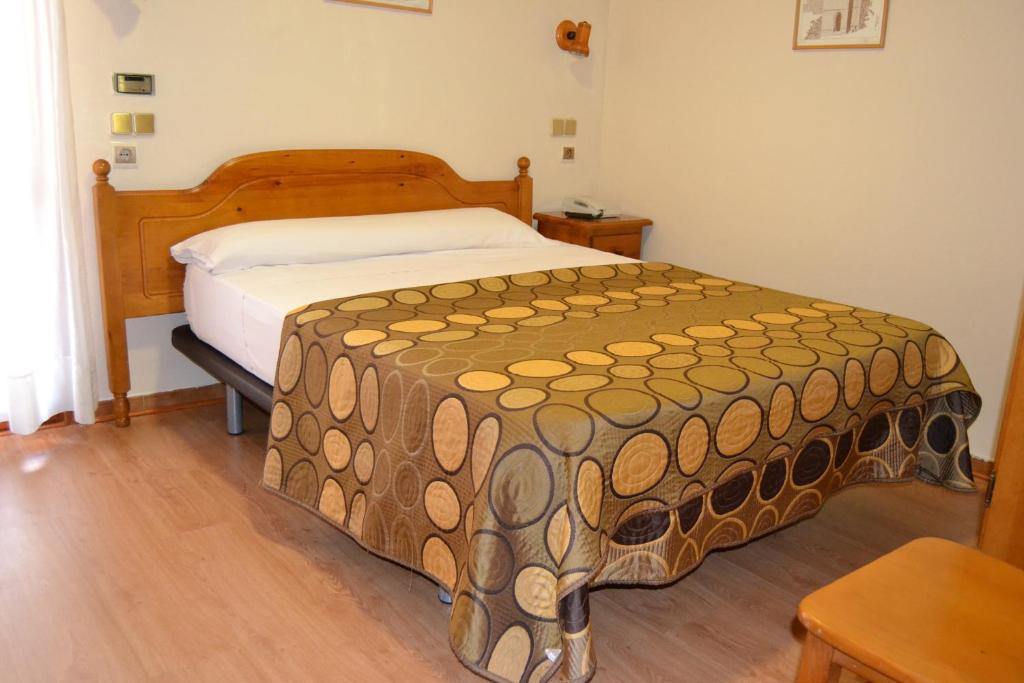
xmin=972 ymin=457 xmax=994 ymax=485
xmin=94 ymin=384 xmax=225 ymax=422
xmin=1 ymin=384 xmax=225 ymax=436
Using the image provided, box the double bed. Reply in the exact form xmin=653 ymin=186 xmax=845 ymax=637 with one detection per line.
xmin=92 ymin=150 xmax=980 ymax=683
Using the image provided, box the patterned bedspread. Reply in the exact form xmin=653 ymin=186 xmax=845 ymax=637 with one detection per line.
xmin=262 ymin=262 xmax=978 ymax=683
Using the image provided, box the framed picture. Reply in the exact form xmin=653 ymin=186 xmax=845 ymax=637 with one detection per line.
xmin=337 ymin=0 xmax=432 ymax=13
xmin=793 ymin=0 xmax=889 ymax=50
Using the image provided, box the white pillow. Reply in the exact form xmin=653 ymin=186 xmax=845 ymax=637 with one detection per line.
xmin=170 ymin=207 xmax=550 ymax=275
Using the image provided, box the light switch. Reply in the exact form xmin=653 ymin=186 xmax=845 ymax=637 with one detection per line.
xmin=110 ymin=112 xmax=133 ymax=135
xmin=133 ymin=113 xmax=155 ymax=134
xmin=565 ymin=118 xmax=577 ymax=136
xmin=552 ymin=118 xmax=566 ymax=136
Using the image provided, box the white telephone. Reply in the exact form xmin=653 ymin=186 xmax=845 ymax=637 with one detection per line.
xmin=562 ymin=196 xmax=619 ymax=219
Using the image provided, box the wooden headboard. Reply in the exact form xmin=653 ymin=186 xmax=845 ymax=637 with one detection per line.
xmin=93 ymin=149 xmax=533 ymax=426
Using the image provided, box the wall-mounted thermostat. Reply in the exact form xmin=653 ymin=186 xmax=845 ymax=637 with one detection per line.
xmin=113 ymin=73 xmax=154 ymax=95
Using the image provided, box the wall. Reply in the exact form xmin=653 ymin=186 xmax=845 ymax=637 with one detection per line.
xmin=66 ymin=0 xmax=1022 ymax=461
xmin=598 ymin=0 xmax=1024 ymax=460
xmin=65 ymin=0 xmax=609 ymax=398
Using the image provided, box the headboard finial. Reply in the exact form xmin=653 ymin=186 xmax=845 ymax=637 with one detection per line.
xmin=93 ymin=159 xmax=111 ymax=183
xmin=517 ymin=156 xmax=531 ymax=176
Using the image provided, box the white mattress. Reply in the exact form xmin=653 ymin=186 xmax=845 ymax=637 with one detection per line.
xmin=184 ymin=244 xmax=637 ymax=385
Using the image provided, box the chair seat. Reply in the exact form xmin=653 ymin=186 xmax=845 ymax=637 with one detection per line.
xmin=798 ymin=537 xmax=1024 ymax=683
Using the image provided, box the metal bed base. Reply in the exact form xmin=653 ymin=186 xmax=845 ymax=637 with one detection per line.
xmin=170 ymin=325 xmax=273 ymax=435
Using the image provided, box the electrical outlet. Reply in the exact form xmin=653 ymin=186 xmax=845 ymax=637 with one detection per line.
xmin=113 ymin=145 xmax=137 ymax=167
xmin=562 ymin=146 xmax=576 ymax=161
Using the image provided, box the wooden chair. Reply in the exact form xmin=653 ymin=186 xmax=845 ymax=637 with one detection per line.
xmin=796 ymin=537 xmax=1024 ymax=683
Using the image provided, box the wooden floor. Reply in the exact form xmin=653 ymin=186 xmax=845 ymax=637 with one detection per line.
xmin=0 ymin=404 xmax=983 ymax=683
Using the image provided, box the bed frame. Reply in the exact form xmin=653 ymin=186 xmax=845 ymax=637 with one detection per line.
xmin=92 ymin=150 xmax=533 ymax=427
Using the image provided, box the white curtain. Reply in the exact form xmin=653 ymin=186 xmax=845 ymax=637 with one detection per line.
xmin=0 ymin=0 xmax=97 ymax=433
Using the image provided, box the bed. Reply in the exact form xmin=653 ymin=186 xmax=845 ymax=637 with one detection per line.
xmin=92 ymin=150 xmax=980 ymax=683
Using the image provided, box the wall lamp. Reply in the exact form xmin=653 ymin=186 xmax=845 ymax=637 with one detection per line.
xmin=556 ymin=20 xmax=591 ymax=57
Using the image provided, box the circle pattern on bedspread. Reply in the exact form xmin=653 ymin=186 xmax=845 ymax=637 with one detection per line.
xmin=432 ymin=396 xmax=469 ymax=473
xmin=263 ymin=261 xmax=978 ymax=683
xmin=424 ymin=480 xmax=461 ymax=531
xmin=304 ymin=343 xmax=327 ymax=406
xmin=489 ymin=446 xmax=553 ymax=529
xmin=800 ymin=369 xmax=838 ymax=421
xmin=676 ymin=416 xmax=709 ymax=475
xmin=611 ymin=432 xmax=669 ymax=498
xmin=328 ymin=357 xmax=357 ymax=420
xmin=278 ymin=334 xmax=302 ymax=393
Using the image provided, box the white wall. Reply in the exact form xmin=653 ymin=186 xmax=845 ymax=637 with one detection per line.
xmin=65 ymin=0 xmax=609 ymax=398
xmin=67 ymin=0 xmax=1022 ymax=461
xmin=597 ymin=0 xmax=1024 ymax=460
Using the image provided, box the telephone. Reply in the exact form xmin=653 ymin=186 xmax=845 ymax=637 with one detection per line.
xmin=562 ymin=196 xmax=619 ymax=220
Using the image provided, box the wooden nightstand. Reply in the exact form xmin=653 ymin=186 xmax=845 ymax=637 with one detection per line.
xmin=534 ymin=212 xmax=652 ymax=259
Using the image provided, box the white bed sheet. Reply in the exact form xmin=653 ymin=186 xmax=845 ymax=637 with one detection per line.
xmin=184 ymin=244 xmax=637 ymax=385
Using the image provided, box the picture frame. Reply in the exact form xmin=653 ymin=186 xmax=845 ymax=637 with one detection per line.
xmin=793 ymin=0 xmax=889 ymax=50
xmin=336 ymin=0 xmax=432 ymax=14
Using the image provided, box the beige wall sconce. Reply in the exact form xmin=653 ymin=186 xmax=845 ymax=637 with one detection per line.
xmin=556 ymin=20 xmax=591 ymax=57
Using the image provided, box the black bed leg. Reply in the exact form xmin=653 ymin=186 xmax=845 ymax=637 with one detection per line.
xmin=225 ymin=385 xmax=244 ymax=435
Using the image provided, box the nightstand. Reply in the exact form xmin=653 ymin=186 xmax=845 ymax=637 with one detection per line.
xmin=534 ymin=212 xmax=652 ymax=259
